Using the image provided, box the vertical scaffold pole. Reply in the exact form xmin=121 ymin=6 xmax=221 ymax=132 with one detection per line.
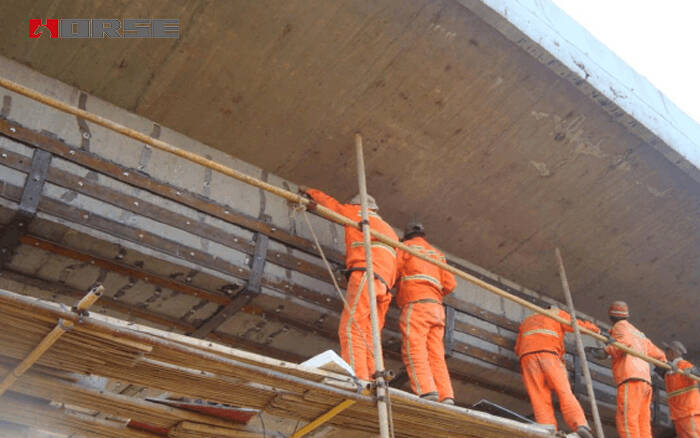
xmin=555 ymin=248 xmax=604 ymax=438
xmin=355 ymin=133 xmax=391 ymax=438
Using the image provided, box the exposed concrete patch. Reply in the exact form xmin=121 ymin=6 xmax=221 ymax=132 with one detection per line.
xmin=529 ymin=160 xmax=551 ymax=177
xmin=574 ymin=139 xmax=606 ymax=159
xmin=646 ymin=184 xmax=669 ymax=198
xmin=137 ymin=123 xmax=160 ymax=171
xmin=531 ymin=110 xmax=549 ymax=121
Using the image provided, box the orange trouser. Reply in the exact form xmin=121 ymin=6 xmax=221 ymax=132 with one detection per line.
xmin=339 ymin=271 xmax=390 ymax=381
xmin=399 ymin=300 xmax=453 ymax=401
xmin=520 ymin=352 xmax=587 ymax=430
xmin=616 ymin=380 xmax=653 ymax=438
xmin=675 ymin=415 xmax=700 ymax=438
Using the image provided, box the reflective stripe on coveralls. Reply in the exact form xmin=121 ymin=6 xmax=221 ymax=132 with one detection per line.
xmin=669 ymin=385 xmax=700 ymax=399
xmin=666 ymin=358 xmax=700 ymax=421
xmin=305 ymin=189 xmax=398 ymax=286
xmin=346 ymin=272 xmax=368 ymax=371
xmin=400 ymin=300 xmax=453 ymax=401
xmin=675 ymin=415 xmax=700 ymax=438
xmin=400 ymin=274 xmax=442 ymax=289
xmin=618 ymin=380 xmax=653 ymax=438
xmin=395 ymin=236 xmax=455 ymax=401
xmin=666 ymin=358 xmax=700 ymax=437
xmin=339 ymin=271 xmax=390 ymax=380
xmin=521 ymin=329 xmax=560 ymax=338
xmin=520 ymin=352 xmax=588 ymax=430
xmin=605 ymin=320 xmax=667 ymax=386
xmin=350 ymin=241 xmax=397 ymax=258
xmin=605 ymin=320 xmax=665 ymax=438
xmin=514 ymin=309 xmax=600 ymax=358
xmin=404 ymin=302 xmax=420 ymax=393
xmin=394 ymin=236 xmax=456 ymax=308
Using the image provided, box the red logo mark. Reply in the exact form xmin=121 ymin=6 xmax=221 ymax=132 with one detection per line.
xmin=29 ymin=19 xmax=59 ymax=39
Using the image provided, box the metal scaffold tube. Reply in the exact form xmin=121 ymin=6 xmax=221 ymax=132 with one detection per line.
xmin=556 ymin=249 xmax=604 ymax=438
xmin=0 ymin=76 xmax=697 ymax=383
xmin=354 ymin=133 xmax=391 ymax=438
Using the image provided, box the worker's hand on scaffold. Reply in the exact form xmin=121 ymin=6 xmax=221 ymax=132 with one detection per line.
xmin=297 ymin=185 xmax=310 ymax=196
xmin=585 ymin=346 xmax=608 ymax=361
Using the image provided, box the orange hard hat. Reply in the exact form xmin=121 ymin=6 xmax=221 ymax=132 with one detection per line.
xmin=608 ymin=301 xmax=629 ymax=318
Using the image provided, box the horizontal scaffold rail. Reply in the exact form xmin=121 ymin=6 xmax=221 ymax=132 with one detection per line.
xmin=0 ymin=76 xmax=695 ymax=383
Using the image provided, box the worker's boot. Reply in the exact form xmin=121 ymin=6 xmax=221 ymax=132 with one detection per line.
xmin=419 ymin=392 xmax=439 ymax=402
xmin=575 ymin=425 xmax=594 ymax=438
xmin=441 ymin=398 xmax=455 ymax=405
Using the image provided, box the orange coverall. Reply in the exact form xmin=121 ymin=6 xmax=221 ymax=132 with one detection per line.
xmin=306 ymin=189 xmax=398 ymax=380
xmin=395 ymin=236 xmax=457 ymax=401
xmin=665 ymin=358 xmax=700 ymax=438
xmin=605 ymin=320 xmax=667 ymax=438
xmin=514 ymin=309 xmax=600 ymax=430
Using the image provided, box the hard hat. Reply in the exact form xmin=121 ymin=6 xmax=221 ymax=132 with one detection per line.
xmin=663 ymin=340 xmax=688 ymax=356
xmin=404 ymin=221 xmax=425 ymax=236
xmin=349 ymin=194 xmax=378 ymax=211
xmin=608 ymin=301 xmax=629 ymax=318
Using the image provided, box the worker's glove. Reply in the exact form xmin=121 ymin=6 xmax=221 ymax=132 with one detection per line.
xmin=297 ymin=185 xmax=310 ymax=195
xmin=654 ymin=366 xmax=668 ymax=378
xmin=585 ymin=346 xmax=608 ymax=360
xmin=602 ymin=333 xmax=616 ymax=346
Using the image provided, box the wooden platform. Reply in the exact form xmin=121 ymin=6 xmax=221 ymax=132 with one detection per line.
xmin=0 ymin=288 xmax=554 ymax=438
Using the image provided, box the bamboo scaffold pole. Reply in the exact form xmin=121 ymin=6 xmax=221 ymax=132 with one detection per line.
xmin=355 ymin=133 xmax=391 ymax=438
xmin=555 ymin=249 xmax=604 ymax=438
xmin=1 ymin=77 xmax=697 ymax=382
xmin=0 ymin=284 xmax=104 ymax=397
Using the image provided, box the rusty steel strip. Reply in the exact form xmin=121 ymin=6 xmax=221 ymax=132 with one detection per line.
xmin=0 ymin=117 xmax=345 ymax=264
xmin=0 ymin=148 xmax=51 ymax=267
xmin=443 ymin=305 xmax=456 ymax=358
xmin=75 ymin=92 xmax=91 ymax=151
xmin=0 ymin=143 xmax=341 ymax=287
xmin=192 ymin=231 xmax=270 ymax=338
xmin=0 ymin=178 xmax=342 ymax=314
xmin=19 ymin=235 xmax=230 ymax=305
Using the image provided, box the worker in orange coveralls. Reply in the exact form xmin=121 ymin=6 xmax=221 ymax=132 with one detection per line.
xmin=588 ymin=301 xmax=667 ymax=438
xmin=515 ymin=304 xmax=600 ymax=438
xmin=301 ymin=188 xmax=398 ymax=381
xmin=656 ymin=340 xmax=700 ymax=438
xmin=395 ymin=221 xmax=457 ymax=404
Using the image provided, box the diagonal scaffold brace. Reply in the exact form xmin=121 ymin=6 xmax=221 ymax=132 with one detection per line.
xmin=355 ymin=133 xmax=393 ymax=438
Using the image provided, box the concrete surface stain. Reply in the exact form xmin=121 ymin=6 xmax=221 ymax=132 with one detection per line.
xmin=529 ymin=160 xmax=551 ymax=177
